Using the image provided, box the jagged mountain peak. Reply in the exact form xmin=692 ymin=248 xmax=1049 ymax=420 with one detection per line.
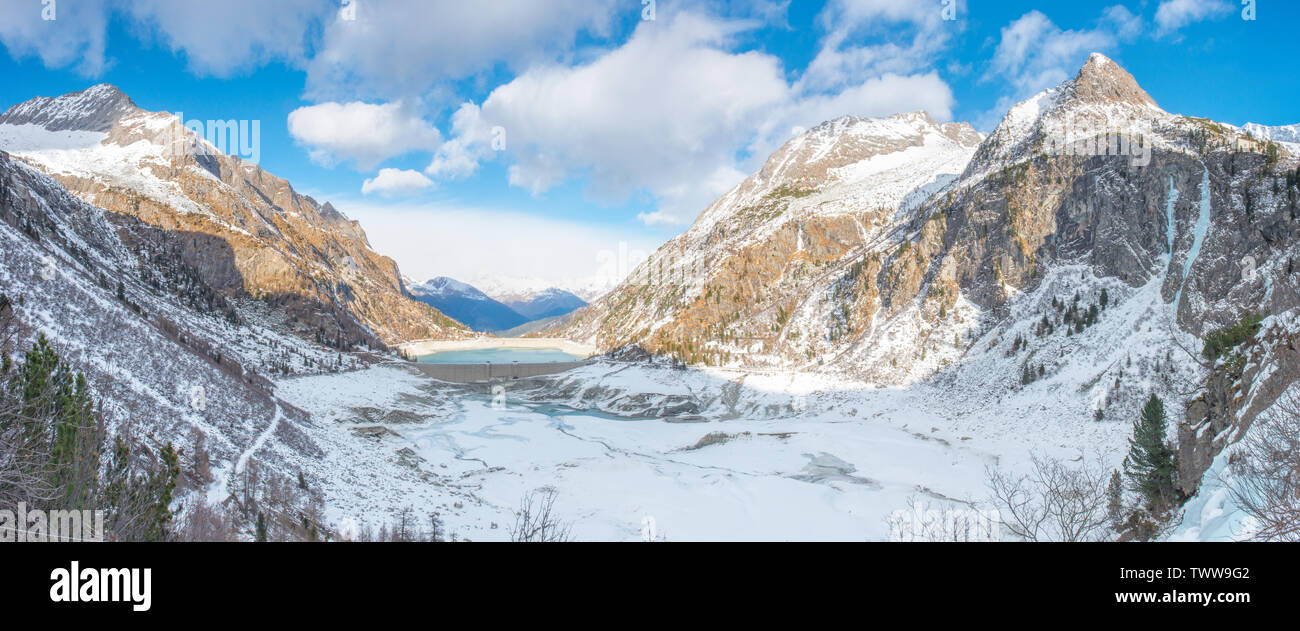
xmin=966 ymin=53 xmax=1169 ymax=180
xmin=412 ymin=277 xmax=492 ymax=301
xmin=1069 ymin=53 xmax=1158 ymax=109
xmin=0 ymin=83 xmax=142 ymax=133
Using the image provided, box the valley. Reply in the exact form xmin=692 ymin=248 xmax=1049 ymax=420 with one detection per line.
xmin=1 ymin=54 xmax=1296 ymax=543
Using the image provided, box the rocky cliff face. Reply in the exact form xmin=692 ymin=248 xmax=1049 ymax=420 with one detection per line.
xmin=1179 ymin=314 xmax=1300 ymax=494
xmin=553 ymin=54 xmax=1300 ymax=500
xmin=0 ymin=84 xmax=466 ymax=349
xmin=553 ymin=110 xmax=985 ymax=369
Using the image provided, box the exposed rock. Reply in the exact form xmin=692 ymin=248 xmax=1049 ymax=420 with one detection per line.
xmin=0 ymin=84 xmax=469 ymax=349
xmin=351 ymin=425 xmax=401 ymax=439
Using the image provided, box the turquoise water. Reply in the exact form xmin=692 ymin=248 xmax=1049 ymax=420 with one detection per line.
xmin=416 ymin=347 xmax=585 ymax=364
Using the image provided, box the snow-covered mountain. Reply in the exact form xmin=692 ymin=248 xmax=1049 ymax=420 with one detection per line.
xmin=503 ymin=288 xmax=587 ymax=321
xmin=549 ymin=108 xmax=986 ymax=367
xmin=407 ymin=277 xmax=587 ymax=332
xmin=3 ymin=60 xmax=1297 ymax=542
xmin=468 ymin=273 xmax=615 ymax=303
xmin=0 ymin=147 xmax=343 ymax=541
xmin=546 ymin=53 xmax=1300 ymax=526
xmin=407 ymin=277 xmax=528 ymax=332
xmin=1240 ymin=122 xmax=1300 ymax=154
xmin=0 ymin=84 xmax=466 ymax=348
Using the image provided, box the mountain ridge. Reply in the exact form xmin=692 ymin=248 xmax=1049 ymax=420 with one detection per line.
xmin=407 ymin=276 xmax=587 ymax=332
xmin=0 ymin=83 xmax=468 ymax=349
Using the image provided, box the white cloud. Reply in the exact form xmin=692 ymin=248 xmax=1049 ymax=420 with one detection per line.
xmin=429 ymin=13 xmax=790 ymax=224
xmin=125 ymin=0 xmax=329 ymax=77
xmin=361 ymin=169 xmax=434 ymax=196
xmin=425 ymin=102 xmax=498 ymax=180
xmin=287 ymin=101 xmax=440 ymax=170
xmin=988 ymin=11 xmax=1115 ymax=95
xmin=306 ymin=0 xmax=618 ymax=100
xmin=427 ymin=12 xmax=957 ymax=226
xmin=753 ymin=72 xmax=954 ymax=162
xmin=636 ymin=210 xmax=684 ymax=226
xmin=985 ymin=7 xmax=1143 ymax=98
xmin=0 ymin=0 xmax=110 ymax=76
xmin=3 ymin=1 xmax=960 ymax=231
xmin=1154 ymin=0 xmax=1232 ymax=36
xmin=976 ymin=8 xmax=1148 ymax=130
xmin=325 ymin=197 xmax=664 ymax=289
xmin=799 ymin=0 xmax=961 ymax=93
xmin=1104 ymin=5 xmax=1145 ymax=40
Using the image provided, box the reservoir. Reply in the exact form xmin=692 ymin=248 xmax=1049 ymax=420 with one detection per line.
xmin=416 ymin=347 xmax=587 ymax=364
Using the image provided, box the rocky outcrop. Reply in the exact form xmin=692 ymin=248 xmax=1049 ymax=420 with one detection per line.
xmin=1179 ymin=315 xmax=1300 ymax=495
xmin=0 ymin=84 xmax=467 ymax=349
xmin=555 ymin=54 xmax=1300 ymax=394
xmin=552 ymin=110 xmax=984 ymax=370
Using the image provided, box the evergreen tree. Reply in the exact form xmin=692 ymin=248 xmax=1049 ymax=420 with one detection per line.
xmin=2 ymin=329 xmax=181 ymax=540
xmin=1123 ymin=394 xmax=1180 ymax=510
xmin=255 ymin=512 xmax=267 ymax=542
xmin=1106 ymin=470 xmax=1125 ymax=530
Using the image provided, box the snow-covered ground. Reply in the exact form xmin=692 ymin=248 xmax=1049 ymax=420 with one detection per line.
xmin=274 ymin=363 xmax=988 ymax=541
xmin=271 ymin=339 xmax=1159 ymax=542
xmin=267 ymin=241 xmax=1252 ymax=542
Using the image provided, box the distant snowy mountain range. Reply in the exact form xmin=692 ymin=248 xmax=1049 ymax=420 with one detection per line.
xmin=467 ymin=273 xmax=615 ymax=303
xmin=1240 ymin=122 xmax=1300 ymax=153
xmin=406 ymin=276 xmax=586 ymax=332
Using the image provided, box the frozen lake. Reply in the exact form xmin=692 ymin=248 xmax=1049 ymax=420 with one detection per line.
xmin=416 ymin=347 xmax=587 ymax=364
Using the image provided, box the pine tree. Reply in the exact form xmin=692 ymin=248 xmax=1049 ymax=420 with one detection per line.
xmin=1106 ymin=470 xmax=1125 ymax=530
xmin=1123 ymin=393 xmax=1180 ymax=511
xmin=255 ymin=513 xmax=267 ymax=542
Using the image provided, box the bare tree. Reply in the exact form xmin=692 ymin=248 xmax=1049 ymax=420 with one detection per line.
xmin=886 ymin=494 xmax=999 ymax=542
xmin=986 ymin=454 xmax=1114 ymax=542
xmin=510 ymin=486 xmax=572 ymax=542
xmin=174 ymin=501 xmax=238 ymax=542
xmin=1226 ymin=390 xmax=1300 ymax=541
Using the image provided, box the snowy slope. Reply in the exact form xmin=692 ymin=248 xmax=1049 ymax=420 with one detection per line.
xmin=0 ymin=150 xmax=347 ymax=538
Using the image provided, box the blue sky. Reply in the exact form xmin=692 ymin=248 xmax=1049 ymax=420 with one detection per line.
xmin=0 ymin=0 xmax=1295 ymax=286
